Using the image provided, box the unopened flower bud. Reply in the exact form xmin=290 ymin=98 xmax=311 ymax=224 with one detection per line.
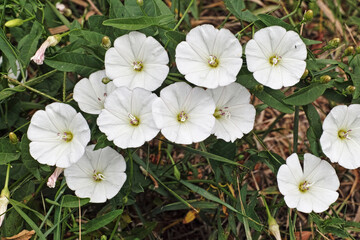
xmin=4 ymin=19 xmax=24 ymax=28
xmin=268 ymin=216 xmax=281 ymax=240
xmin=301 ymin=69 xmax=309 ymax=79
xmin=101 ymin=36 xmax=111 ymax=49
xmin=0 ymin=187 xmax=10 ymax=227
xmin=102 ymin=77 xmax=111 ymax=84
xmin=9 ymin=132 xmax=18 ymax=144
xmin=255 ymin=84 xmax=264 ymax=92
xmin=320 ymin=75 xmax=331 ymax=83
xmin=47 ymin=35 xmax=62 ymax=47
xmin=136 ymin=0 xmax=144 ymax=6
xmin=64 ymin=8 xmax=72 ymax=17
xmin=327 ymin=38 xmax=340 ymax=49
xmin=100 ymin=236 xmax=107 ymax=240
xmin=346 ymin=85 xmax=356 ymax=95
xmin=47 ymin=167 xmax=64 ymax=188
xmin=303 ymin=10 xmax=313 ymax=23
xmin=356 ymin=46 xmax=360 ymax=54
xmin=344 ymin=46 xmax=355 ymax=56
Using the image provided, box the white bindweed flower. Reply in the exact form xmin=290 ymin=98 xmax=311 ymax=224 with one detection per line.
xmin=27 ymin=102 xmax=91 ymax=168
xmin=97 ymin=87 xmax=159 ymax=149
xmin=105 ymin=31 xmax=169 ymax=91
xmin=31 ymin=35 xmax=61 ymax=65
xmin=152 ymin=82 xmax=216 ymax=144
xmin=64 ymin=145 xmax=127 ymax=203
xmin=320 ymin=104 xmax=360 ymax=169
xmin=206 ymin=82 xmax=255 ymax=142
xmin=277 ymin=153 xmax=339 ymax=213
xmin=47 ymin=167 xmax=64 ymax=188
xmin=73 ymin=70 xmax=116 ymax=115
xmin=175 ymin=24 xmax=243 ymax=89
xmin=245 ymin=26 xmax=307 ymax=89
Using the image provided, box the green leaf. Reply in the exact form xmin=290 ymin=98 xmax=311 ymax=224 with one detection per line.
xmin=255 ymin=88 xmax=294 ymax=113
xmin=73 ymin=209 xmax=123 ymax=234
xmin=165 ymin=30 xmax=186 ymax=44
xmin=179 ymin=180 xmax=240 ymax=213
xmin=257 ymin=14 xmax=294 ymax=30
xmin=103 ymin=15 xmax=174 ymax=30
xmin=224 ymin=0 xmax=258 ymax=22
xmin=0 ymin=29 xmax=18 ymax=73
xmin=45 ymin=53 xmax=103 ymax=77
xmin=210 ymin=140 xmax=236 ymax=160
xmin=301 ymin=37 xmax=322 ymax=46
xmin=62 ymin=195 xmax=90 ymax=208
xmin=303 ymin=104 xmax=322 ymax=138
xmin=108 ymin=0 xmax=126 ymax=18
xmin=18 ymin=21 xmax=43 ymax=66
xmin=283 ymin=83 xmax=329 ymax=106
xmin=349 ymin=55 xmax=360 ymax=99
xmin=0 ymin=138 xmax=20 ymax=164
xmin=20 ymin=134 xmax=41 ymax=180
xmin=151 ymin=201 xmax=218 ymax=215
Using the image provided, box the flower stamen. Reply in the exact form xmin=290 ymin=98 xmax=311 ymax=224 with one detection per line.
xmin=269 ymin=55 xmax=282 ymax=66
xmin=299 ymin=180 xmax=312 ymax=193
xmin=58 ymin=131 xmax=73 ymax=142
xmin=208 ymin=55 xmax=219 ymax=68
xmin=128 ymin=113 xmax=140 ymax=126
xmin=93 ymin=171 xmax=106 ymax=182
xmin=132 ymin=61 xmax=143 ymax=71
xmin=338 ymin=129 xmax=351 ymax=140
xmin=177 ymin=111 xmax=188 ymax=123
xmin=214 ymin=107 xmax=231 ymax=119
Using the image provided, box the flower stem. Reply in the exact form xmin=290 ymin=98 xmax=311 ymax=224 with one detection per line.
xmin=4 ymin=75 xmax=61 ymax=103
xmin=4 ymin=164 xmax=10 ymax=191
xmin=281 ymin=0 xmax=303 ymax=22
xmin=173 ymin=0 xmax=194 ymax=31
xmin=63 ymin=72 xmax=66 ymax=102
xmin=293 ymin=106 xmax=299 ymax=153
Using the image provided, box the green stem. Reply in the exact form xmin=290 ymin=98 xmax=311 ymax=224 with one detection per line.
xmin=23 ymin=16 xmax=35 ymax=23
xmin=293 ymin=106 xmax=299 ymax=153
xmin=4 ymin=164 xmax=11 ymax=190
xmin=62 ymin=72 xmax=66 ymax=102
xmin=281 ymin=0 xmax=302 ymax=22
xmin=218 ymin=13 xmax=231 ymax=29
xmin=173 ymin=0 xmax=194 ymax=31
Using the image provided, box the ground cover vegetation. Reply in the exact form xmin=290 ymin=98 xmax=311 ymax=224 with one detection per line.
xmin=1 ymin=0 xmax=360 ymax=239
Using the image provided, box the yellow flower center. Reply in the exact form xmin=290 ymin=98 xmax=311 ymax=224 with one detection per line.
xmin=93 ymin=171 xmax=105 ymax=182
xmin=132 ymin=61 xmax=143 ymax=71
xmin=208 ymin=55 xmax=219 ymax=68
xmin=298 ymin=181 xmax=311 ymax=193
xmin=128 ymin=113 xmax=140 ymax=126
xmin=338 ymin=129 xmax=351 ymax=140
xmin=213 ymin=107 xmax=231 ymax=119
xmin=269 ymin=55 xmax=281 ymax=66
xmin=59 ymin=131 xmax=73 ymax=142
xmin=177 ymin=111 xmax=188 ymax=123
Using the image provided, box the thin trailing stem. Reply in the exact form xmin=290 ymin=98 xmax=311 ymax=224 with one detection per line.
xmin=293 ymin=106 xmax=299 ymax=153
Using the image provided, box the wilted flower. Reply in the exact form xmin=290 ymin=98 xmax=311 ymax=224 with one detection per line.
xmin=277 ymin=153 xmax=339 ymax=213
xmin=245 ymin=26 xmax=307 ymax=89
xmin=73 ymin=70 xmax=116 ymax=115
xmin=152 ymin=82 xmax=215 ymax=144
xmin=64 ymin=145 xmax=127 ymax=203
xmin=320 ymin=104 xmax=360 ymax=169
xmin=206 ymin=82 xmax=255 ymax=142
xmin=175 ymin=24 xmax=243 ymax=89
xmin=31 ymin=35 xmax=61 ymax=65
xmin=27 ymin=102 xmax=91 ymax=168
xmin=47 ymin=167 xmax=64 ymax=188
xmin=105 ymin=31 xmax=169 ymax=91
xmin=0 ymin=187 xmax=10 ymax=227
xmin=97 ymin=87 xmax=160 ymax=149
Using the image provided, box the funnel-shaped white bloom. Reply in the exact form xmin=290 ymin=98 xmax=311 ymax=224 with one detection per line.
xmin=64 ymin=145 xmax=127 ymax=203
xmin=97 ymin=87 xmax=159 ymax=149
xmin=176 ymin=24 xmax=243 ymax=89
xmin=105 ymin=31 xmax=169 ymax=91
xmin=47 ymin=167 xmax=64 ymax=188
xmin=277 ymin=153 xmax=339 ymax=213
xmin=73 ymin=70 xmax=116 ymax=115
xmin=152 ymin=82 xmax=215 ymax=144
xmin=206 ymin=83 xmax=255 ymax=142
xmin=320 ymin=104 xmax=360 ymax=169
xmin=245 ymin=26 xmax=307 ymax=89
xmin=28 ymin=103 xmax=91 ymax=168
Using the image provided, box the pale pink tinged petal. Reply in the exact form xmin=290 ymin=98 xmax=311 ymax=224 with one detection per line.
xmin=215 ymin=28 xmax=242 ymax=58
xmin=47 ymin=167 xmax=64 ymax=188
xmin=31 ymin=41 xmax=51 ymax=65
xmin=296 ymin=194 xmax=313 ymax=213
xmin=276 ymin=31 xmax=307 ymax=60
xmin=285 ymin=153 xmax=303 ymax=183
xmin=142 ymin=37 xmax=169 ymax=65
xmin=185 ymin=24 xmax=218 ymax=58
xmin=283 ymin=194 xmax=300 ymax=209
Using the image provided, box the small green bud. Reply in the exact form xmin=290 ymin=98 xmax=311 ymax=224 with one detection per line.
xmin=346 ymin=85 xmax=356 ymax=95
xmin=102 ymin=77 xmax=111 ymax=84
xmin=344 ymin=46 xmax=355 ymax=56
xmin=101 ymin=36 xmax=111 ymax=49
xmin=255 ymin=84 xmax=264 ymax=92
xmin=301 ymin=69 xmax=309 ymax=79
xmin=9 ymin=132 xmax=18 ymax=144
xmin=320 ymin=75 xmax=331 ymax=83
xmin=64 ymin=8 xmax=72 ymax=17
xmin=268 ymin=216 xmax=281 ymax=240
xmin=327 ymin=38 xmax=340 ymax=49
xmin=303 ymin=10 xmax=313 ymax=23
xmin=356 ymin=46 xmax=360 ymax=54
xmin=4 ymin=19 xmax=24 ymax=28
xmin=100 ymin=235 xmax=107 ymax=240
xmin=136 ymin=0 xmax=143 ymax=6
xmin=123 ymin=196 xmax=128 ymax=204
